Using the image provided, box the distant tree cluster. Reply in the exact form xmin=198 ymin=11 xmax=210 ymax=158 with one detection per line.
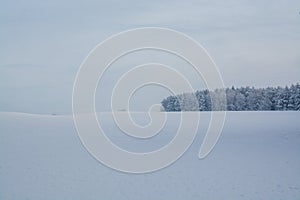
xmin=161 ymin=84 xmax=300 ymax=112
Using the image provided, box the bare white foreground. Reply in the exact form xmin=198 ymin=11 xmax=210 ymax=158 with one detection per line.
xmin=0 ymin=111 xmax=299 ymax=199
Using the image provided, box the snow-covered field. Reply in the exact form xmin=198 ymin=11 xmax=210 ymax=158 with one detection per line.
xmin=0 ymin=111 xmax=300 ymax=200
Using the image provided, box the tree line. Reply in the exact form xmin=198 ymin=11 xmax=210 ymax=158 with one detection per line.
xmin=161 ymin=83 xmax=300 ymax=111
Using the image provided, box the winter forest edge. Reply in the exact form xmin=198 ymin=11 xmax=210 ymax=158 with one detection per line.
xmin=161 ymin=83 xmax=300 ymax=112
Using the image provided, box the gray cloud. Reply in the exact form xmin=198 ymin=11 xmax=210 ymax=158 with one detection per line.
xmin=0 ymin=0 xmax=299 ymax=113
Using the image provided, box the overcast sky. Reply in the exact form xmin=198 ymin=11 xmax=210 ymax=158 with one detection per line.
xmin=1 ymin=0 xmax=300 ymax=114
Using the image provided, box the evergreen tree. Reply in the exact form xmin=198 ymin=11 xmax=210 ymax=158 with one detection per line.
xmin=161 ymin=83 xmax=300 ymax=112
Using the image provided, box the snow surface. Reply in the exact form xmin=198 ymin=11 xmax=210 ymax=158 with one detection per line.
xmin=0 ymin=111 xmax=300 ymax=199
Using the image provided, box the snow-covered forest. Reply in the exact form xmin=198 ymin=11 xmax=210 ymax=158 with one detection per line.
xmin=161 ymin=83 xmax=300 ymax=111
